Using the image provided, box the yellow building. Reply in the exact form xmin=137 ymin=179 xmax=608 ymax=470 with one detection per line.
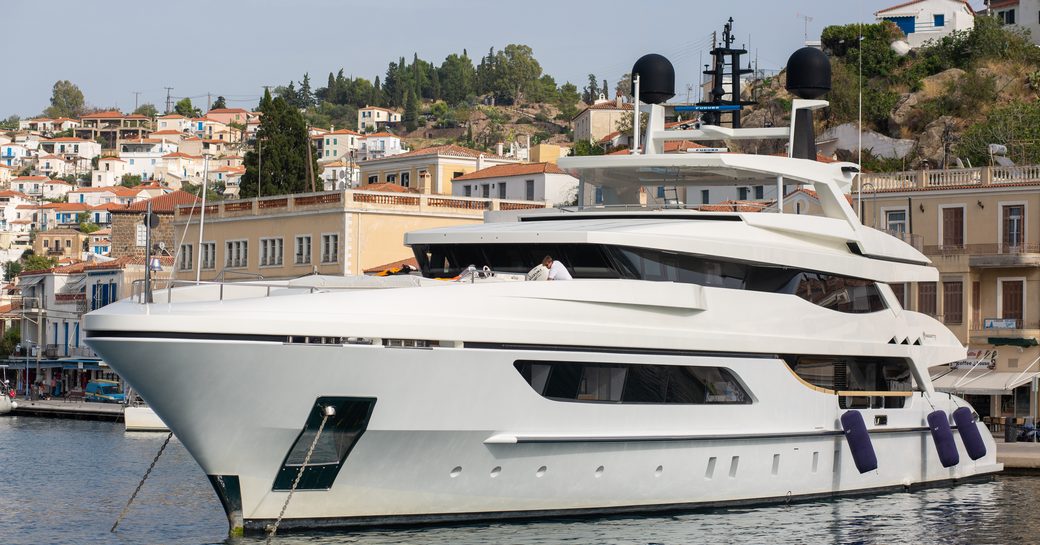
xmin=571 ymin=98 xmax=633 ymax=143
xmin=173 ymin=189 xmax=549 ymax=280
xmin=857 ymin=165 xmax=1040 ymax=420
xmin=358 ymin=144 xmax=520 ymax=195
xmin=34 ymin=228 xmax=87 ymax=260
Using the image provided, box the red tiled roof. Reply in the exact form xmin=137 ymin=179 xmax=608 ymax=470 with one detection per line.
xmin=598 ymin=131 xmax=622 ymax=144
xmin=158 ymin=114 xmax=187 ymax=119
xmin=91 ymin=202 xmax=130 ymax=211
xmin=364 ymin=132 xmax=398 ymax=138
xmin=150 ymin=130 xmax=183 ymax=135
xmin=119 ymin=190 xmax=199 ymax=213
xmin=13 ymin=176 xmax=50 ymax=181
xmin=71 ymin=186 xmax=140 ymax=196
xmin=360 ymin=106 xmax=400 ymax=114
xmin=0 ymin=190 xmax=30 ymax=199
xmin=39 ymin=202 xmax=91 ymax=211
xmin=99 ymin=156 xmax=125 ymax=162
xmin=356 ymin=183 xmax=418 ymax=193
xmin=453 ymin=162 xmax=567 ymax=181
xmin=207 ymin=108 xmax=250 ymax=114
xmin=83 ymin=255 xmax=175 ymax=271
xmin=162 ymin=152 xmax=202 ymax=159
xmin=46 ymin=137 xmax=89 ymax=143
xmin=572 ymin=101 xmax=634 ymax=120
xmin=382 ymin=144 xmax=499 ymax=161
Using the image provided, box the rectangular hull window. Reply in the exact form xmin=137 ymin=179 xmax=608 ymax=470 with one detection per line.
xmin=272 ymin=397 xmax=376 ymax=491
xmin=516 ymin=361 xmax=751 ymax=405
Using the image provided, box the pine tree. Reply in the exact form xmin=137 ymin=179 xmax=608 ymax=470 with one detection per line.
xmin=404 ymin=89 xmax=419 ymax=132
xmin=241 ymin=89 xmax=318 ymax=198
xmin=299 ymin=73 xmax=314 ymax=108
xmin=210 ymin=96 xmax=227 ymax=110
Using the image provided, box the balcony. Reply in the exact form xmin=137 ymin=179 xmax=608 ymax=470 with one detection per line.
xmin=918 ymin=243 xmax=1040 ymax=267
xmin=858 ymin=165 xmax=1040 ymax=192
xmin=969 ymin=319 xmax=1040 ymax=346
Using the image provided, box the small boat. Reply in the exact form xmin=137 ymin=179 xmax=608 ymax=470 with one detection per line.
xmin=124 ymin=405 xmax=169 ymax=432
xmin=0 ymin=385 xmax=16 ymax=415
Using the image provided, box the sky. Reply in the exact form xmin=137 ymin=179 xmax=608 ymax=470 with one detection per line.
xmin=2 ymin=0 xmax=910 ymax=118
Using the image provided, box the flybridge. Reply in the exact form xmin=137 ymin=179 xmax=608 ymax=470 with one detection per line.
xmin=556 ymin=34 xmax=862 ymax=229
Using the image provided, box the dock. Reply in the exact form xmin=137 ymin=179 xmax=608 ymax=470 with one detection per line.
xmin=995 ymin=439 xmax=1040 ymax=474
xmin=8 ymin=399 xmax=123 ymax=421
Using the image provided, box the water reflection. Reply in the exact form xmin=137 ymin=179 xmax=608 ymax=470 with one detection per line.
xmin=0 ymin=417 xmax=1034 ymax=545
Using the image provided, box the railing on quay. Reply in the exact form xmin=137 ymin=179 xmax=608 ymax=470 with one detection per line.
xmin=174 ymin=189 xmax=548 ymax=220
xmin=922 ymin=243 xmax=1040 ymax=256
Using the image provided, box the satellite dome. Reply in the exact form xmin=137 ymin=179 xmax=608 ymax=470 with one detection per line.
xmin=631 ymin=54 xmax=675 ymax=104
xmin=785 ymin=47 xmax=831 ymax=99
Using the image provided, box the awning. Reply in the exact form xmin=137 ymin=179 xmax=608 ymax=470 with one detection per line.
xmin=60 ymin=276 xmax=86 ymax=294
xmin=931 ymin=367 xmax=1040 ymax=395
xmin=989 ymin=337 xmax=1039 ymax=348
xmin=17 ymin=276 xmax=43 ymax=289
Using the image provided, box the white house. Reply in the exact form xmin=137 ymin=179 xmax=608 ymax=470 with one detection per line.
xmin=37 ymin=155 xmax=72 ymax=178
xmin=358 ymin=106 xmax=402 ymax=131
xmin=320 ymin=159 xmax=360 ymax=191
xmin=451 ymin=162 xmax=577 ymax=205
xmin=118 ymin=138 xmax=178 ymax=179
xmin=92 ymin=157 xmax=128 ymax=187
xmin=359 ymin=132 xmax=407 ymax=161
xmin=156 ymin=114 xmax=192 ymax=133
xmin=11 ymin=176 xmax=73 ymax=200
xmin=41 ymin=137 xmax=102 ymax=164
xmin=875 ymin=0 xmax=975 ymax=49
xmin=67 ymin=186 xmax=143 ymax=206
xmin=1 ymin=143 xmax=31 ymax=167
xmin=0 ymin=190 xmax=34 ymax=231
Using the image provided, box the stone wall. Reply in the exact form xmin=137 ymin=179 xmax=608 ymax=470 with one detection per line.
xmin=110 ymin=212 xmax=177 ymax=258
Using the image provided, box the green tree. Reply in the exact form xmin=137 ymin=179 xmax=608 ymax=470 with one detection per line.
xmin=0 ymin=327 xmax=19 ymax=357
xmin=439 ymin=52 xmax=476 ymax=105
xmin=133 ymin=103 xmax=158 ymax=118
xmin=299 ymin=73 xmax=315 ymax=108
xmin=120 ymin=174 xmax=142 ymax=187
xmin=44 ymin=80 xmax=85 ymax=118
xmin=241 ymin=89 xmax=318 ymax=198
xmin=556 ymin=82 xmax=581 ymax=119
xmin=582 ymin=74 xmax=600 ymax=104
xmin=211 ymin=96 xmax=227 ymax=109
xmin=1 ymin=115 xmax=20 ymax=130
xmin=404 ymin=89 xmax=419 ymax=132
xmin=2 ymin=261 xmax=22 ymax=282
xmin=956 ymin=101 xmax=1040 ymax=166
xmin=23 ymin=254 xmax=57 ymax=272
xmin=174 ymin=97 xmax=201 ymax=118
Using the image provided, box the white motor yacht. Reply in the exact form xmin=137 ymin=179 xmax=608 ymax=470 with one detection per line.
xmin=84 ymin=48 xmax=1001 ymax=535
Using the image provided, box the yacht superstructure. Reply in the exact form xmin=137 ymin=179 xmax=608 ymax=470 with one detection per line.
xmin=84 ymin=47 xmax=1000 ymax=535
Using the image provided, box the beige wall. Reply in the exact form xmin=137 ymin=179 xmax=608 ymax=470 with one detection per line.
xmin=173 ymin=191 xmax=546 ymax=280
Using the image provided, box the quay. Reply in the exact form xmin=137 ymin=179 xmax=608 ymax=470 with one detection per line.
xmin=8 ymin=398 xmax=123 ymax=421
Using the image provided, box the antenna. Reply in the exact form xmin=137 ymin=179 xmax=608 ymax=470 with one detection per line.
xmin=796 ymin=13 xmax=814 ymax=43
xmin=164 ymin=87 xmax=174 ymax=114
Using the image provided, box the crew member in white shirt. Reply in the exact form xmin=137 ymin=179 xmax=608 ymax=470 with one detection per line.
xmin=544 ymin=255 xmax=572 ymax=280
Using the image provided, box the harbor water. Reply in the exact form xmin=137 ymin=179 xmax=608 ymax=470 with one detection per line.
xmin=1 ymin=416 xmax=1038 ymax=545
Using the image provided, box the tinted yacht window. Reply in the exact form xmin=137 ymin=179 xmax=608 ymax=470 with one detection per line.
xmin=414 ymin=243 xmax=886 ymax=313
xmin=516 ymin=361 xmax=751 ymax=405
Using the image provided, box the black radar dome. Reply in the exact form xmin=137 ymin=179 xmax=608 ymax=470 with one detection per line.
xmin=785 ymin=47 xmax=831 ymax=99
xmin=631 ymin=54 xmax=675 ymax=104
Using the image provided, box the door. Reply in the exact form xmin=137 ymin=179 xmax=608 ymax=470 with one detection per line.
xmin=1001 ymin=279 xmax=1024 ymax=326
xmin=1003 ymin=205 xmax=1025 ymax=250
xmin=942 ymin=207 xmax=963 ymax=248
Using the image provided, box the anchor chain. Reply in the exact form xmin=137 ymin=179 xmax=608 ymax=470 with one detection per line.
xmin=267 ymin=411 xmax=331 ymax=542
xmin=111 ymin=431 xmax=174 ymax=533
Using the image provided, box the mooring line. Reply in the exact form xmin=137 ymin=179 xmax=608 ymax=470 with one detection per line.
xmin=267 ymin=410 xmax=332 ymax=542
xmin=111 ymin=431 xmax=174 ymax=533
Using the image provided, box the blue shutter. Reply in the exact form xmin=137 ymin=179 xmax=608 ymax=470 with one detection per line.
xmin=934 ymin=14 xmax=944 ymax=27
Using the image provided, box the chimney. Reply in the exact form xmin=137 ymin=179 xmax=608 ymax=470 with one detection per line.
xmin=616 ymin=91 xmax=623 ymax=108
xmin=330 ymin=124 xmax=335 ymax=132
xmin=496 ymin=142 xmax=504 ymax=156
xmin=477 ymin=153 xmax=486 ymax=171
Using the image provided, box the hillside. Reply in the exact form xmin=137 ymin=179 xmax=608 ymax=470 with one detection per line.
xmin=742 ymin=17 xmax=1040 ymax=171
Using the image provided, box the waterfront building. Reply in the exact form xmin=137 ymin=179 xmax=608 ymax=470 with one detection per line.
xmin=875 ymin=0 xmax=976 ymax=49
xmin=858 ymin=165 xmax=1040 ymax=420
xmin=172 ymin=188 xmax=548 ymax=280
xmin=452 ymin=162 xmax=579 ymax=206
xmin=109 ymin=191 xmax=199 ymax=259
xmin=358 ymin=144 xmax=520 ymax=194
xmin=357 ymin=106 xmax=402 ymax=131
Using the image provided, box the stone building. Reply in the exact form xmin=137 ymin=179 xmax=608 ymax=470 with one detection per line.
xmin=109 ymin=191 xmax=199 ymax=259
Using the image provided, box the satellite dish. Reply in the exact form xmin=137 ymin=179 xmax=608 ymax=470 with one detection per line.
xmin=158 ymin=241 xmax=167 ymax=251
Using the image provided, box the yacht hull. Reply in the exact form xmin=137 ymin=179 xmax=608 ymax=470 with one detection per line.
xmin=86 ymin=336 xmax=1002 ymax=532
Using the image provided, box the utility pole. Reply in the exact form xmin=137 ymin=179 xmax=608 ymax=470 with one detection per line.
xmin=306 ymin=135 xmax=315 ymax=193
xmin=133 ymin=91 xmax=142 ymax=112
xmin=207 ymin=92 xmax=212 ymax=112
xmin=164 ymin=87 xmax=174 ymax=114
